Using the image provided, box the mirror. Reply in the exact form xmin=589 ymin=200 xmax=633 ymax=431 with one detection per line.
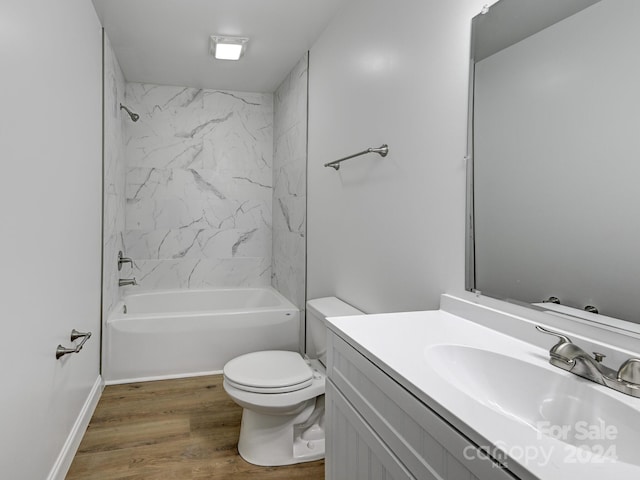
xmin=468 ymin=0 xmax=640 ymax=326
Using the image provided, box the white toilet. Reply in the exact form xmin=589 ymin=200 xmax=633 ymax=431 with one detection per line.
xmin=222 ymin=296 xmax=363 ymax=466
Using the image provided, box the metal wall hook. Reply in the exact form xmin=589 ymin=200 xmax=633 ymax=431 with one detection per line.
xmin=55 ymin=345 xmax=76 ymax=360
xmin=324 ymin=144 xmax=389 ymax=171
xmin=56 ymin=329 xmax=92 ymax=360
xmin=70 ymin=329 xmax=91 ymax=342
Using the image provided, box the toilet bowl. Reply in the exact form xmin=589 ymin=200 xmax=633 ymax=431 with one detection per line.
xmin=222 ymin=297 xmax=364 ymax=466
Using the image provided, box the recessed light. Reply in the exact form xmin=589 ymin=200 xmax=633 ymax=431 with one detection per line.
xmin=209 ymin=35 xmax=249 ymax=61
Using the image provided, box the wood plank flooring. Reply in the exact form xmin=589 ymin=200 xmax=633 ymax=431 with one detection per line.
xmin=66 ymin=375 xmax=325 ymax=479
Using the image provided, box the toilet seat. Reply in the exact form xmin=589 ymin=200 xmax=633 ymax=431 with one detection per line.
xmin=223 ymin=357 xmax=326 ymax=414
xmin=224 ymin=350 xmax=313 ymax=394
xmin=223 ymin=373 xmax=325 ymax=413
xmin=224 ymin=377 xmax=312 ymax=394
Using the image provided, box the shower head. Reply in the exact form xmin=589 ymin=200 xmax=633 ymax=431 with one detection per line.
xmin=120 ymin=103 xmax=139 ymax=122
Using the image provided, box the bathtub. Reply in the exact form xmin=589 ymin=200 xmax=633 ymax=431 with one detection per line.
xmin=104 ymin=287 xmax=300 ymax=384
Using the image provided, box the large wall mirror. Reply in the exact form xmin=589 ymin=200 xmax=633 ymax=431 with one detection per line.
xmin=467 ymin=0 xmax=640 ymax=327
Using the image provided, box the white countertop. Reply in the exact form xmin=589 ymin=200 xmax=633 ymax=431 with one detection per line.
xmin=326 ymin=307 xmax=640 ymax=480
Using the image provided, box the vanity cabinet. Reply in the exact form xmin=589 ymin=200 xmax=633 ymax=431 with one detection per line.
xmin=326 ymin=331 xmax=519 ymax=480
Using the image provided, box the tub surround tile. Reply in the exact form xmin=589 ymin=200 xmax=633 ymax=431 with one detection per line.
xmin=273 ymin=196 xmax=306 ymax=235
xmin=125 ymin=83 xmax=273 ymax=290
xmin=272 ymin=229 xmax=306 ymax=310
xmin=274 ymin=157 xmax=306 ymax=199
xmin=125 ymin=167 xmax=271 ymax=231
xmin=117 ymin=63 xmax=306 ymax=294
xmin=125 ymin=84 xmax=269 ymax=112
xmin=274 ymin=122 xmax=307 ymax=169
xmin=274 ymin=55 xmax=309 ymax=133
xmin=272 ymin=53 xmax=308 ymax=313
xmin=125 ymin=138 xmax=206 ymax=170
xmin=125 ymin=85 xmax=272 ymax=173
xmin=124 ymin=227 xmax=271 ymax=260
xmin=102 ymin=34 xmax=127 ymax=319
xmin=131 ymin=258 xmax=271 ymax=290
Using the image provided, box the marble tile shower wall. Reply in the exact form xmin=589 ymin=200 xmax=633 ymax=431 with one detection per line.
xmin=272 ymin=54 xmax=308 ymax=312
xmin=124 ymin=83 xmax=273 ymax=289
xmin=103 ymin=34 xmax=127 ymax=318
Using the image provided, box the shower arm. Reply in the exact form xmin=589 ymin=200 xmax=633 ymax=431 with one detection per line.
xmin=120 ymin=103 xmax=140 ymax=122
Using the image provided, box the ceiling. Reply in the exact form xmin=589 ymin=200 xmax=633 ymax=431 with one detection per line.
xmin=92 ymin=0 xmax=347 ymax=93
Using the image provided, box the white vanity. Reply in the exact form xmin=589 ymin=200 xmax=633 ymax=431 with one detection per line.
xmin=325 ymin=294 xmax=640 ymax=480
xmin=323 ymin=1 xmax=640 ymax=477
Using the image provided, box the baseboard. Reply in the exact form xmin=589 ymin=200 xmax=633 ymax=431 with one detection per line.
xmin=47 ymin=375 xmax=104 ymax=480
xmin=104 ymin=369 xmax=223 ymax=385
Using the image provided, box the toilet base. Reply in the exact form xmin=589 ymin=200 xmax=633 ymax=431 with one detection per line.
xmin=237 ymin=396 xmax=325 ymax=466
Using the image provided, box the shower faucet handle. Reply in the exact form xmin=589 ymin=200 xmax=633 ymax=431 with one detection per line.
xmin=118 ymin=251 xmax=133 ymax=271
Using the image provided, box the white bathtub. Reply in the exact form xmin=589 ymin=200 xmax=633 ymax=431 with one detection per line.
xmin=104 ymin=287 xmax=300 ymax=384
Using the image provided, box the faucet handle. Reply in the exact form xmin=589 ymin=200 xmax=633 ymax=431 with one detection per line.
xmin=617 ymin=358 xmax=640 ymax=384
xmin=118 ymin=251 xmax=134 ymax=271
xmin=536 ymin=325 xmax=572 ymax=346
xmin=536 ymin=325 xmax=579 ymax=367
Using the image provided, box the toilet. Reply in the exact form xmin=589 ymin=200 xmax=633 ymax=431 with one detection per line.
xmin=222 ymin=296 xmax=363 ymax=466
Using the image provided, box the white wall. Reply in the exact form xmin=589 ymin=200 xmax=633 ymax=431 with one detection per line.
xmin=474 ymin=0 xmax=640 ymax=322
xmin=308 ymin=0 xmax=489 ymax=313
xmin=0 ymin=1 xmax=103 ymax=478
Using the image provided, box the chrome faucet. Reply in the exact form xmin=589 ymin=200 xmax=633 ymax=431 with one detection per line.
xmin=119 ymin=278 xmax=137 ymax=287
xmin=537 ymin=325 xmax=640 ymax=398
xmin=118 ymin=251 xmax=133 ymax=271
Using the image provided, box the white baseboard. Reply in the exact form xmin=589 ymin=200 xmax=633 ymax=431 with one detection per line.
xmin=104 ymin=369 xmax=223 ymax=385
xmin=47 ymin=375 xmax=104 ymax=480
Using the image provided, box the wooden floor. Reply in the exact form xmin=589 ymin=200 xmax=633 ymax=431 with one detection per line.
xmin=66 ymin=375 xmax=325 ymax=479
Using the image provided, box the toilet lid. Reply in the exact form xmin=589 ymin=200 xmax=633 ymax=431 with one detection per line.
xmin=223 ymin=351 xmax=313 ymax=392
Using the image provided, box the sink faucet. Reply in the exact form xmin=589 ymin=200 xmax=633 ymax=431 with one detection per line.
xmin=119 ymin=278 xmax=137 ymax=287
xmin=536 ymin=325 xmax=640 ymax=398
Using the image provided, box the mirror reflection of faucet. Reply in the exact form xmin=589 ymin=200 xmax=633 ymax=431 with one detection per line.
xmin=119 ymin=278 xmax=137 ymax=287
xmin=536 ymin=325 xmax=640 ymax=398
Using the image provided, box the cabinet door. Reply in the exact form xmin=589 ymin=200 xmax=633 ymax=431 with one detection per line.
xmin=328 ymin=332 xmax=519 ymax=480
xmin=326 ymin=380 xmax=416 ymax=480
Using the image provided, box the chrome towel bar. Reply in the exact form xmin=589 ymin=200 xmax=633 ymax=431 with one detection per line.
xmin=324 ymin=144 xmax=389 ymax=171
xmin=56 ymin=329 xmax=92 ymax=360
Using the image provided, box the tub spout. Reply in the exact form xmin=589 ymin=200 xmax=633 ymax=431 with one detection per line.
xmin=119 ymin=278 xmax=138 ymax=287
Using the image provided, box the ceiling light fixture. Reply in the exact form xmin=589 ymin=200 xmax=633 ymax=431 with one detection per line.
xmin=209 ymin=35 xmax=249 ymax=61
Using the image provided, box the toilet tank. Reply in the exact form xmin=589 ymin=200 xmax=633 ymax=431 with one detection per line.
xmin=306 ymin=297 xmax=364 ymax=366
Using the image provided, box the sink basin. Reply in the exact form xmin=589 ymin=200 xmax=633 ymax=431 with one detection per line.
xmin=425 ymin=344 xmax=640 ymax=465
